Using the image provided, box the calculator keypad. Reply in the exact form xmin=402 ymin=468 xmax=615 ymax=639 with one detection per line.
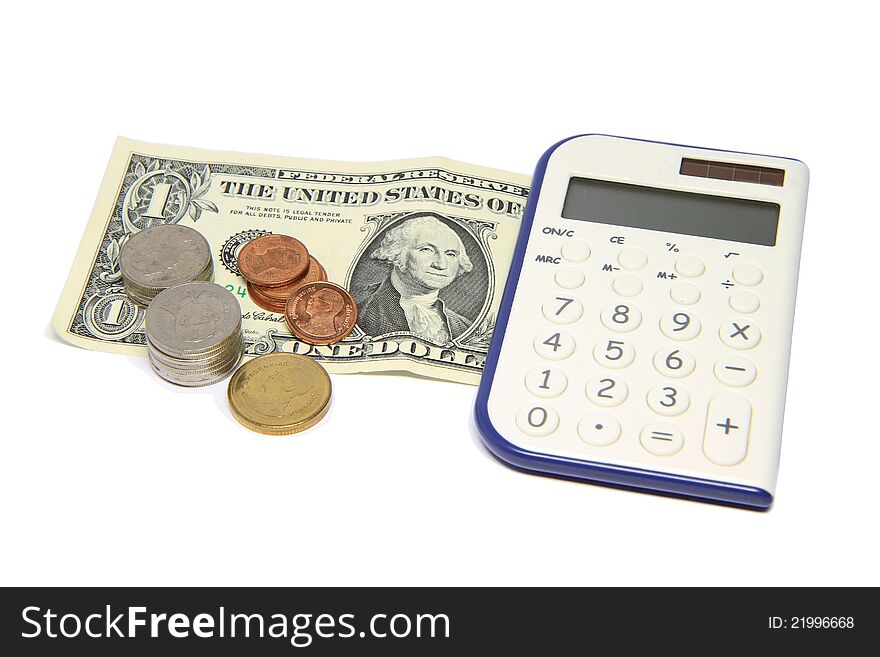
xmin=507 ymin=228 xmax=772 ymax=477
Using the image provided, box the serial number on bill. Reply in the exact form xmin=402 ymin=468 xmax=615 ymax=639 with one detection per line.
xmin=769 ymin=617 xmax=855 ymax=629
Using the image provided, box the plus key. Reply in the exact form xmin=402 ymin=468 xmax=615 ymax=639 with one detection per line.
xmin=716 ymin=417 xmax=739 ymax=435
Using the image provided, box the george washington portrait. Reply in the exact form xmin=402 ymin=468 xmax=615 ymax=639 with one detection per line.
xmin=352 ymin=213 xmax=486 ymax=343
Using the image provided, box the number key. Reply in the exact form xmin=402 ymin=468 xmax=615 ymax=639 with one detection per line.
xmin=600 ymin=302 xmax=642 ymax=332
xmin=516 ymin=405 xmax=559 ymax=436
xmin=541 ymin=295 xmax=583 ymax=324
xmin=660 ymin=310 xmax=701 ymax=341
xmin=593 ymin=338 xmax=636 ymax=369
xmin=525 ymin=366 xmax=568 ymax=398
xmin=653 ymin=347 xmax=696 ymax=378
xmin=533 ymin=330 xmax=576 ymax=360
xmin=647 ymin=384 xmax=690 ymax=416
xmin=586 ymin=375 xmax=629 ymax=407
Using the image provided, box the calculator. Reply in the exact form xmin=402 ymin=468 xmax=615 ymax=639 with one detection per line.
xmin=474 ymin=135 xmax=809 ymax=509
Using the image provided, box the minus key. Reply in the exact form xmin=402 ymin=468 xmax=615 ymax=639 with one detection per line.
xmin=714 ymin=356 xmax=757 ymax=387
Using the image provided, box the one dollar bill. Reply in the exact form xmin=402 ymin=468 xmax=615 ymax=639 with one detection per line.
xmin=52 ymin=138 xmax=530 ymax=384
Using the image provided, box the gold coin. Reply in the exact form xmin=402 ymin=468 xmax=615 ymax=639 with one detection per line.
xmin=227 ymin=353 xmax=331 ymax=435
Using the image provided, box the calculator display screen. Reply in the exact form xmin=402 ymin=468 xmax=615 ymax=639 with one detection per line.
xmin=562 ymin=177 xmax=779 ymax=246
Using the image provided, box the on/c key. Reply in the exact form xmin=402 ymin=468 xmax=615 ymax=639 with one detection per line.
xmin=703 ymin=392 xmax=752 ymax=466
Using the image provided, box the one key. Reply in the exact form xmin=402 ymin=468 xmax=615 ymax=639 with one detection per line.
xmin=525 ymin=366 xmax=568 ymax=398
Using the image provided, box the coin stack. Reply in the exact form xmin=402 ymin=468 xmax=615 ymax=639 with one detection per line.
xmin=227 ymin=353 xmax=332 ymax=435
xmin=120 ymin=224 xmax=214 ymax=306
xmin=238 ymin=234 xmax=326 ymax=313
xmin=245 ymin=255 xmax=327 ymax=313
xmin=144 ymin=281 xmax=243 ymax=387
xmin=238 ymin=233 xmax=358 ymax=345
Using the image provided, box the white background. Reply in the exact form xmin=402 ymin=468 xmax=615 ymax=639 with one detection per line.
xmin=2 ymin=1 xmax=878 ymax=586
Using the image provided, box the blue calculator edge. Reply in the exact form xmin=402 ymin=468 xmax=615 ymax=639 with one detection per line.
xmin=473 ymin=134 xmax=790 ymax=510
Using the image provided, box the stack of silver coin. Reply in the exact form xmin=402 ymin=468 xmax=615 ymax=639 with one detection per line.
xmin=120 ymin=224 xmax=214 ymax=306
xmin=144 ymin=281 xmax=243 ymax=387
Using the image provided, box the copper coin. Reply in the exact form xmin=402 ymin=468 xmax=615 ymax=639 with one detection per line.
xmin=251 ymin=256 xmax=328 ymax=302
xmin=285 ymin=281 xmax=358 ymax=346
xmin=246 ymin=282 xmax=287 ymax=313
xmin=238 ymin=234 xmax=309 ymax=287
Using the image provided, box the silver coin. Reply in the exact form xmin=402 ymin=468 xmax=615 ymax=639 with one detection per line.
xmin=145 ymin=282 xmax=242 ymax=357
xmin=155 ymin=343 xmax=241 ymax=370
xmin=147 ymin=338 xmax=241 ymax=373
xmin=147 ymin=344 xmax=240 ymax=369
xmin=120 ymin=225 xmax=213 ymax=305
xmin=149 ymin=354 xmax=240 ymax=378
xmin=147 ymin=340 xmax=242 ymax=373
xmin=125 ymin=264 xmax=214 ymax=308
xmin=147 ymin=326 xmax=241 ymax=360
xmin=146 ymin=328 xmax=240 ymax=360
xmin=148 ymin=353 xmax=240 ymax=387
xmin=143 ymin=280 xmax=243 ymax=386
xmin=125 ymin=258 xmax=214 ymax=292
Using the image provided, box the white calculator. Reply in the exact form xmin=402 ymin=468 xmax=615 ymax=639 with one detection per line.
xmin=474 ymin=135 xmax=809 ymax=509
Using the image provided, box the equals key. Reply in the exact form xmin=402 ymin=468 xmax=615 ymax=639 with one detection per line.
xmin=640 ymin=424 xmax=684 ymax=456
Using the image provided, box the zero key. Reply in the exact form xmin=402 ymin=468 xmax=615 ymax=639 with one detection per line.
xmin=703 ymin=392 xmax=752 ymax=466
